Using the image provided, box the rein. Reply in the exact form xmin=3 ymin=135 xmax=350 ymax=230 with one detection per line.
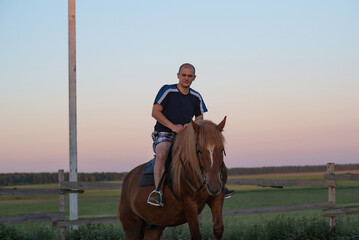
xmin=179 ymin=157 xmax=206 ymax=192
xmin=179 ymin=135 xmax=225 ymax=192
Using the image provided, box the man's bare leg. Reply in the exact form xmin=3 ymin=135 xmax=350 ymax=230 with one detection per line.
xmin=148 ymin=141 xmax=171 ymax=206
xmin=154 ymin=141 xmax=171 ymax=187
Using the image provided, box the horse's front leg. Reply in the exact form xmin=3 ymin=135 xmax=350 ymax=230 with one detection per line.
xmin=184 ymin=201 xmax=202 ymax=239
xmin=207 ymin=194 xmax=224 ymax=240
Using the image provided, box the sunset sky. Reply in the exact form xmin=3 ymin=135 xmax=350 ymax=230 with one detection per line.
xmin=1 ymin=1 xmax=358 ymax=173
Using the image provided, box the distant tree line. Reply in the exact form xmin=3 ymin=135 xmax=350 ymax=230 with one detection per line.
xmin=1 ymin=164 xmax=358 ymax=186
xmin=228 ymin=163 xmax=359 ymax=176
xmin=0 ymin=172 xmax=126 ymax=186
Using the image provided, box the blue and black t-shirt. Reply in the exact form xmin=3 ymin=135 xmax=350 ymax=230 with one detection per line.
xmin=153 ymin=84 xmax=208 ymax=133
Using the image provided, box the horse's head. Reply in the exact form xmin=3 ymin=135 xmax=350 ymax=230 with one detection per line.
xmin=192 ymin=116 xmax=227 ymax=196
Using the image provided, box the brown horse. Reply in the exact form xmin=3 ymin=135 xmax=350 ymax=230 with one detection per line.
xmin=118 ymin=117 xmax=227 ymax=239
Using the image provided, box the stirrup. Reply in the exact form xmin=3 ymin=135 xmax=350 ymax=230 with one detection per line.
xmin=147 ymin=189 xmax=164 ymax=207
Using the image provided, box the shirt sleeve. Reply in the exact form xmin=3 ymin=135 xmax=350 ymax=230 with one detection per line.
xmin=154 ymin=85 xmax=167 ymax=105
xmin=191 ymin=90 xmax=208 ymax=116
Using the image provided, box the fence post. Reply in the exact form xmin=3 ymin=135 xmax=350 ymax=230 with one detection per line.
xmin=59 ymin=170 xmax=66 ymax=240
xmin=327 ymin=163 xmax=336 ymax=229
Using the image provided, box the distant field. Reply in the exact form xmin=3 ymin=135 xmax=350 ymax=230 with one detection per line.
xmin=1 ymin=171 xmax=359 ymax=232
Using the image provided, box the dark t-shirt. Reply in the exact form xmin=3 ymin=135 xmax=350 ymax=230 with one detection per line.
xmin=153 ymin=84 xmax=208 ymax=132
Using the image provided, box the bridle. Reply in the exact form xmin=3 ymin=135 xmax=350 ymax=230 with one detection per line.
xmin=179 ymin=157 xmax=206 ymax=192
xmin=180 ymin=135 xmax=225 ymax=192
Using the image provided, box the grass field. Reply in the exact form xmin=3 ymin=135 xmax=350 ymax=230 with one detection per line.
xmin=1 ymin=171 xmax=359 ymax=239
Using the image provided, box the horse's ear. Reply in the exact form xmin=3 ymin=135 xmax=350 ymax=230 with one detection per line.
xmin=191 ymin=120 xmax=201 ymax=134
xmin=217 ymin=116 xmax=227 ymax=132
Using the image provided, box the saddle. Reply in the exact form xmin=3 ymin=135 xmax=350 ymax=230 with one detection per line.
xmin=139 ymin=145 xmax=177 ymax=199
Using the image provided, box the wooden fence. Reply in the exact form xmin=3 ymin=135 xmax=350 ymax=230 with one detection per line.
xmin=1 ymin=163 xmax=359 ymax=240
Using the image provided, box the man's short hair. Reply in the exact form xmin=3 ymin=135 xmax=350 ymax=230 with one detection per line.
xmin=178 ymin=63 xmax=196 ymax=75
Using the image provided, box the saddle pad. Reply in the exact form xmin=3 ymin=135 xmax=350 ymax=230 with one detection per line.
xmin=143 ymin=158 xmax=156 ymax=174
xmin=139 ymin=158 xmax=156 ymax=187
xmin=138 ymin=155 xmax=178 ymax=200
xmin=139 ymin=173 xmax=155 ymax=187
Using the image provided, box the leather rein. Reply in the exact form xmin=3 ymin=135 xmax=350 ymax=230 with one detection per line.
xmin=180 ymin=135 xmax=225 ymax=192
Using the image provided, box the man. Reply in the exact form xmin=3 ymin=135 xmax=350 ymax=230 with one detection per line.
xmin=147 ymin=63 xmax=234 ymax=207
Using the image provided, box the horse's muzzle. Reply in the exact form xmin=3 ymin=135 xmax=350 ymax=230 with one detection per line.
xmin=206 ymin=183 xmax=222 ymax=196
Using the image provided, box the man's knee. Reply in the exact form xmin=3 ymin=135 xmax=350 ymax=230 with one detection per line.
xmin=155 ymin=141 xmax=171 ymax=160
xmin=156 ymin=151 xmax=167 ymax=163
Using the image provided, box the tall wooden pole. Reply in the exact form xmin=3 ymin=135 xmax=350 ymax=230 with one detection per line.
xmin=68 ymin=0 xmax=78 ymax=227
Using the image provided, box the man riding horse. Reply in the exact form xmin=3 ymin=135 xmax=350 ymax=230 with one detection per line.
xmin=147 ymin=63 xmax=234 ymax=207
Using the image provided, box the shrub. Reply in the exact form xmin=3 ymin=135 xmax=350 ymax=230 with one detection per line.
xmin=1 ymin=216 xmax=359 ymax=239
xmin=0 ymin=225 xmax=27 ymax=240
xmin=243 ymin=216 xmax=335 ymax=240
xmin=0 ymin=225 xmax=55 ymax=240
xmin=66 ymin=224 xmax=124 ymax=240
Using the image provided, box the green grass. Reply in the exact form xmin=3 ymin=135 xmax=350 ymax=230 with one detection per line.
xmin=1 ymin=173 xmax=359 ymax=239
xmin=1 ymin=175 xmax=358 ymax=217
xmin=3 ymin=216 xmax=358 ymax=240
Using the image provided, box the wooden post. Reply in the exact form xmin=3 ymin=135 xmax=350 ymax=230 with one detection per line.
xmin=58 ymin=170 xmax=66 ymax=240
xmin=68 ymin=0 xmax=78 ymax=228
xmin=327 ymin=163 xmax=336 ymax=229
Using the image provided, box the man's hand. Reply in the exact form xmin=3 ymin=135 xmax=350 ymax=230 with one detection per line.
xmin=171 ymin=124 xmax=184 ymax=134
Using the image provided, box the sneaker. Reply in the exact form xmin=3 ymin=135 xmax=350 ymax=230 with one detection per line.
xmin=147 ymin=190 xmax=164 ymax=207
xmin=224 ymin=186 xmax=235 ymax=199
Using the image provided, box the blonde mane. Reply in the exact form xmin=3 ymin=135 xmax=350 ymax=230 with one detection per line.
xmin=170 ymin=120 xmax=225 ymax=194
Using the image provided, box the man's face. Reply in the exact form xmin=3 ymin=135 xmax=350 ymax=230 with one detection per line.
xmin=177 ymin=67 xmax=196 ymax=89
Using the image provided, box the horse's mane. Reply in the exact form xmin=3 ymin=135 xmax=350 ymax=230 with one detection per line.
xmin=170 ymin=119 xmax=225 ymax=194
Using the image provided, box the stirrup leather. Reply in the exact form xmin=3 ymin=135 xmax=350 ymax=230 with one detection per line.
xmin=147 ymin=189 xmax=164 ymax=207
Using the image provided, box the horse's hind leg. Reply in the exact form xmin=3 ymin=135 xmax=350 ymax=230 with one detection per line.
xmin=144 ymin=227 xmax=164 ymax=240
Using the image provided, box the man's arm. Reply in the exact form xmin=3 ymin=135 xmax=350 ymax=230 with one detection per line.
xmin=183 ymin=114 xmax=204 ymax=128
xmin=152 ymin=103 xmax=183 ymax=133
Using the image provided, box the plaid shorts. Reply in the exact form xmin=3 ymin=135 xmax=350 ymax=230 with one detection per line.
xmin=152 ymin=131 xmax=176 ymax=153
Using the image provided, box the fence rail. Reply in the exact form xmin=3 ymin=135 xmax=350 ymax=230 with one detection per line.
xmin=53 ymin=216 xmax=119 ymax=227
xmin=324 ymin=173 xmax=359 ymax=181
xmin=1 ymin=163 xmax=359 ymax=240
xmin=0 ymin=188 xmax=83 ymax=195
xmin=323 ymin=205 xmax=359 ymax=217
xmin=0 ymin=213 xmax=65 ymax=225
xmin=202 ymin=202 xmax=335 ymax=217
xmin=60 ymin=181 xmax=122 ymax=190
xmin=226 ymin=179 xmax=335 ymax=187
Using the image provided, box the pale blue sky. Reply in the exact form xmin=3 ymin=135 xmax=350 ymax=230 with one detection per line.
xmin=1 ymin=1 xmax=358 ymax=173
